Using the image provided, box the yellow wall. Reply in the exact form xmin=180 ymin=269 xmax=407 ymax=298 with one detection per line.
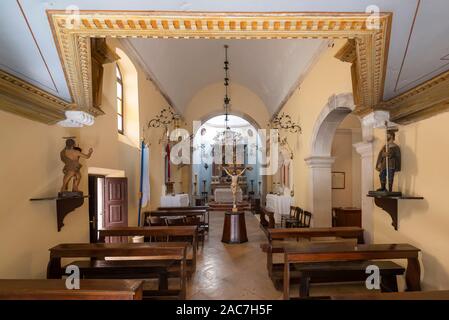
xmin=372 ymin=112 xmax=449 ymax=290
xmin=276 ymin=40 xmax=353 ymax=209
xmin=0 ymin=110 xmax=83 ymax=278
xmin=331 ymin=130 xmax=355 ymax=207
xmin=0 ymin=38 xmax=170 ymax=278
xmin=183 ymin=82 xmax=270 ymax=130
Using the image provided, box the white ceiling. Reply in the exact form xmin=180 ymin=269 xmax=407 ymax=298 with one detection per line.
xmin=124 ymin=38 xmax=326 ymax=114
xmin=1 ymin=0 xmax=448 ymax=111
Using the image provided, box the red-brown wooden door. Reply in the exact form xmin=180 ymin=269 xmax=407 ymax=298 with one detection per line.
xmin=104 ymin=177 xmax=128 ymax=242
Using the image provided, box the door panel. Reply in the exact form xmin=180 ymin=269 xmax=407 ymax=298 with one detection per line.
xmin=88 ymin=175 xmax=99 ymax=243
xmin=104 ymin=177 xmax=128 ymax=242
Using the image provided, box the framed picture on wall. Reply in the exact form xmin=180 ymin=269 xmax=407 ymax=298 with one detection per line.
xmin=332 ymin=171 xmax=345 ymax=189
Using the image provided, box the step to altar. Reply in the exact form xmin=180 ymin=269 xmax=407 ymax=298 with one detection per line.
xmin=208 ymin=201 xmax=251 ymax=211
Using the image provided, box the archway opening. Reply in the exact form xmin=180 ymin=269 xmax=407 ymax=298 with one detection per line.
xmin=307 ymin=93 xmax=368 ymax=228
xmin=191 ymin=114 xmax=263 ymax=205
xmin=330 ymin=114 xmax=362 ymax=225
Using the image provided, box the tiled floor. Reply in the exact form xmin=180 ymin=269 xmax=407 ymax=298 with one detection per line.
xmin=187 ymin=211 xmax=282 ymax=300
xmin=186 ymin=211 xmax=367 ymax=300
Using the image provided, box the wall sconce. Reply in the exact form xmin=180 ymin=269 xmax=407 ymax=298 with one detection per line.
xmin=147 ymin=107 xmax=181 ymax=144
xmin=269 ymin=112 xmax=302 ymax=134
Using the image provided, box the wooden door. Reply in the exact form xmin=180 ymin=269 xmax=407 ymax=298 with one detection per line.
xmin=104 ymin=177 xmax=128 ymax=242
xmin=88 ymin=175 xmax=100 ymax=243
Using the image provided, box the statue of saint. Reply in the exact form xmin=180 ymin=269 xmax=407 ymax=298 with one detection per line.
xmin=376 ymin=129 xmax=401 ymax=193
xmin=223 ymin=166 xmax=252 ymax=211
xmin=60 ymin=138 xmax=93 ymax=193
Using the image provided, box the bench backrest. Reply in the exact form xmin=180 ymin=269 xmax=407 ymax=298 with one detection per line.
xmin=148 ymin=210 xmax=206 ymax=217
xmin=49 ymin=243 xmax=187 ymax=260
xmin=267 ymin=227 xmax=364 ymax=244
xmin=98 ymin=226 xmax=197 ymax=241
xmin=157 ymin=206 xmax=209 ymax=211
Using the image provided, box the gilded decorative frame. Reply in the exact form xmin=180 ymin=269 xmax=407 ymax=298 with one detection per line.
xmin=46 ymin=11 xmax=392 ymax=117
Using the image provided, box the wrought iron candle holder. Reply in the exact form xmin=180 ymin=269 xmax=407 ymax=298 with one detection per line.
xmin=269 ymin=112 xmax=302 ymax=134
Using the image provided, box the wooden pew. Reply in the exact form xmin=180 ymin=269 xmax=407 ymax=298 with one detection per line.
xmin=0 ymin=279 xmax=143 ymax=300
xmin=261 ymin=227 xmax=365 ymax=278
xmin=146 ymin=210 xmax=207 ymax=246
xmin=47 ymin=242 xmax=188 ymax=299
xmin=259 ymin=206 xmax=275 ymax=229
xmin=283 ymin=243 xmax=421 ymax=299
xmin=331 ymin=290 xmax=449 ymax=300
xmin=98 ymin=226 xmax=197 ymax=271
xmin=149 ymin=210 xmax=206 ymax=218
xmin=157 ymin=206 xmax=210 ymax=231
xmin=259 ymin=227 xmax=404 ymax=296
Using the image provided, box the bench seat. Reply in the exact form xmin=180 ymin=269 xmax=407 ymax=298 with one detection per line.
xmin=64 ymin=259 xmax=186 ymax=300
xmin=271 ymin=260 xmax=405 ymax=297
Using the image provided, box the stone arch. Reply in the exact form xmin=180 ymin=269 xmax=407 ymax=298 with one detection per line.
xmin=194 ymin=110 xmax=262 ymax=134
xmin=310 ymin=92 xmax=356 ymax=156
xmin=305 ymin=93 xmax=359 ymax=227
xmin=190 ymin=112 xmax=266 ymax=199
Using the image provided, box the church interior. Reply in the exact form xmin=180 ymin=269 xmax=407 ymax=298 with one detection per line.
xmin=1 ymin=0 xmax=449 ymax=302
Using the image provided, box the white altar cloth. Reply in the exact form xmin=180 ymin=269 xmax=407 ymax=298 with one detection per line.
xmin=160 ymin=194 xmax=190 ymax=207
xmin=265 ymin=194 xmax=292 ymax=223
xmin=214 ymin=188 xmax=242 ymax=203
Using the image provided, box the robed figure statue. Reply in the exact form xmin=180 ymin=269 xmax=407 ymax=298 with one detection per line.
xmin=376 ymin=129 xmax=401 ymax=193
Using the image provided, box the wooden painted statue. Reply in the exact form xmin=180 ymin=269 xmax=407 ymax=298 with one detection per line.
xmin=376 ymin=129 xmax=401 ymax=193
xmin=60 ymin=138 xmax=93 ymax=194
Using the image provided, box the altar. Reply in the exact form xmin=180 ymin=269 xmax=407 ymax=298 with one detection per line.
xmin=160 ymin=194 xmax=190 ymax=207
xmin=265 ymin=194 xmax=292 ymax=224
xmin=214 ymin=188 xmax=243 ymax=203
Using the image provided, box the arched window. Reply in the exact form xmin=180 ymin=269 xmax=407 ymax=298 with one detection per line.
xmin=116 ymin=65 xmax=124 ymax=134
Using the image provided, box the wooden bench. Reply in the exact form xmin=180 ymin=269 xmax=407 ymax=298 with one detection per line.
xmin=146 ymin=211 xmax=207 ymax=246
xmin=261 ymin=227 xmax=365 ymax=278
xmin=283 ymin=243 xmax=421 ymax=299
xmin=47 ymin=242 xmax=188 ymax=300
xmin=0 ymin=279 xmax=143 ymax=300
xmin=157 ymin=206 xmax=209 ymax=231
xmin=281 ymin=260 xmax=405 ymax=297
xmin=331 ymin=290 xmax=449 ymax=300
xmin=98 ymin=226 xmax=198 ymax=272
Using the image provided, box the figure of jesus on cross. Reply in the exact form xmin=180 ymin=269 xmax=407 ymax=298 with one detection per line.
xmin=223 ymin=166 xmax=252 ymax=212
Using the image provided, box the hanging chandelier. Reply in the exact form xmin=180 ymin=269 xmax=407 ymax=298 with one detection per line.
xmin=213 ymin=45 xmax=242 ymax=145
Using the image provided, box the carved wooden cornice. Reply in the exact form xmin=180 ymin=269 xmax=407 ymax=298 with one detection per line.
xmin=46 ymin=11 xmax=392 ymax=119
xmin=335 ymin=39 xmax=363 ymax=109
xmin=0 ymin=69 xmax=70 ymax=124
xmin=91 ymin=38 xmax=120 ymax=110
xmin=335 ymin=39 xmax=357 ymax=63
xmin=382 ymin=69 xmax=449 ymax=124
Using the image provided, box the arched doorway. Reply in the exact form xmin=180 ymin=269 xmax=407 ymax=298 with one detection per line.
xmin=306 ymin=93 xmax=365 ymax=226
xmin=191 ymin=114 xmax=264 ymax=205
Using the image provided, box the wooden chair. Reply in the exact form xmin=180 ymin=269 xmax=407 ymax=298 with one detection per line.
xmin=299 ymin=211 xmax=312 ymax=228
xmin=285 ymin=207 xmax=304 ymax=228
xmin=259 ymin=206 xmax=275 ymax=229
xmin=282 ymin=206 xmax=298 ymax=228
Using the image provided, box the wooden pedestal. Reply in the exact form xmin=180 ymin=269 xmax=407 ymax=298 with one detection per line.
xmin=221 ymin=211 xmax=248 ymax=244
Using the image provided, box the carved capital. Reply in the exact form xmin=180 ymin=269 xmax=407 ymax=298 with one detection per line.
xmin=304 ymin=156 xmax=335 ymax=168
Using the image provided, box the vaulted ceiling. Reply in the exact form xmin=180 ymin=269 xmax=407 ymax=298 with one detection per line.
xmin=124 ymin=38 xmax=326 ymax=114
xmin=1 ymin=0 xmax=449 ymax=118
